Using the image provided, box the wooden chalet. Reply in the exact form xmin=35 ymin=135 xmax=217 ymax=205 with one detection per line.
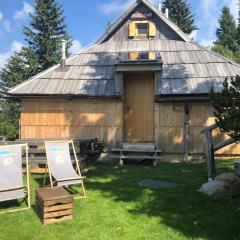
xmin=8 ymin=0 xmax=240 ymax=160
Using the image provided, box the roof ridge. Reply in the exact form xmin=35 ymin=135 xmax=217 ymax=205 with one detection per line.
xmin=193 ymin=42 xmax=240 ymax=70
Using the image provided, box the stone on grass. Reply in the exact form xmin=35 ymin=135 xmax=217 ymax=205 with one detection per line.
xmin=139 ymin=179 xmax=177 ymax=190
xmin=198 ymin=180 xmax=226 ymax=196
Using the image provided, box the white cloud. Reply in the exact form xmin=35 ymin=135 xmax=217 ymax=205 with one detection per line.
xmin=0 ymin=41 xmax=24 ymax=69
xmin=228 ymin=0 xmax=238 ymax=22
xmin=199 ymin=38 xmax=215 ymax=48
xmin=14 ymin=1 xmax=34 ymax=20
xmin=2 ymin=20 xmax=11 ymax=32
xmin=100 ymin=0 xmax=159 ymax=16
xmin=0 ymin=11 xmax=11 ymax=32
xmin=70 ymin=40 xmax=82 ymax=54
xmin=0 ymin=11 xmax=3 ymax=21
xmin=100 ymin=0 xmax=134 ymax=16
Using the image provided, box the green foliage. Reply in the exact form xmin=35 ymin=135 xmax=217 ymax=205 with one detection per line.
xmin=211 ymin=44 xmax=238 ymax=62
xmin=0 ymin=0 xmax=72 ymax=140
xmin=0 ymin=49 xmax=38 ymax=90
xmin=212 ymin=5 xmax=240 ymax=64
xmin=0 ymin=50 xmax=36 ymax=140
xmin=215 ymin=6 xmax=238 ymax=52
xmin=210 ymin=75 xmax=240 ymax=139
xmin=238 ymin=0 xmax=240 ymax=41
xmin=162 ymin=0 xmax=197 ymax=35
xmin=23 ymin=0 xmax=72 ymax=72
xmin=0 ymin=101 xmax=20 ymax=140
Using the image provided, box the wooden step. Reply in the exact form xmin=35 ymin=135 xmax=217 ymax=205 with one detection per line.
xmin=112 ymin=148 xmax=162 ymax=153
xmin=110 ymin=155 xmax=162 ymax=160
xmin=122 ymin=142 xmax=155 ymax=150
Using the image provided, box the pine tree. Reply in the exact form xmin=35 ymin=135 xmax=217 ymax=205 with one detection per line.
xmin=238 ymin=0 xmax=240 ymax=41
xmin=0 ymin=48 xmax=38 ymax=91
xmin=162 ymin=0 xmax=197 ymax=35
xmin=23 ymin=0 xmax=72 ymax=72
xmin=215 ymin=6 xmax=237 ymax=52
xmin=0 ymin=51 xmax=29 ymax=140
xmin=0 ymin=0 xmax=72 ymax=139
xmin=210 ymin=76 xmax=240 ymax=139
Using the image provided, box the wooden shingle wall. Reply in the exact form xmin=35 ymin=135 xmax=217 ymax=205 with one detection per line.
xmin=21 ymin=99 xmax=240 ymax=154
xmin=155 ymin=103 xmax=240 ymax=154
xmin=21 ymin=99 xmax=123 ymax=147
xmin=106 ymin=3 xmax=183 ymax=42
xmin=155 ymin=103 xmax=184 ymax=153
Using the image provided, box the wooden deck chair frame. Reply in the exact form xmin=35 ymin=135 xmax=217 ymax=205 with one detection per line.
xmin=0 ymin=143 xmax=31 ymax=214
xmin=43 ymin=140 xmax=86 ymax=199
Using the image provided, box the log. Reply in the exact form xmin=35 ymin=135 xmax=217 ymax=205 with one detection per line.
xmin=214 ymin=137 xmax=240 ymax=151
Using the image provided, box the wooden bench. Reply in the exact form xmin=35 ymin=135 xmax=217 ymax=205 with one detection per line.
xmin=111 ymin=143 xmax=162 ymax=166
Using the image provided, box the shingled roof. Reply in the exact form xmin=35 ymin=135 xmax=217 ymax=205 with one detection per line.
xmin=8 ymin=0 xmax=240 ymax=98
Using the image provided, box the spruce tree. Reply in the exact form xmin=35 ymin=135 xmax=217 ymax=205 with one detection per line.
xmin=238 ymin=0 xmax=240 ymax=41
xmin=23 ymin=0 xmax=72 ymax=72
xmin=210 ymin=76 xmax=240 ymax=139
xmin=0 ymin=51 xmax=28 ymax=140
xmin=162 ymin=0 xmax=197 ymax=35
xmin=0 ymin=0 xmax=72 ymax=139
xmin=215 ymin=6 xmax=237 ymax=52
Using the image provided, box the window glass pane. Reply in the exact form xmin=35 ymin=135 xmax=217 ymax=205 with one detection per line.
xmin=139 ymin=52 xmax=148 ymax=60
xmin=137 ymin=24 xmax=148 ymax=35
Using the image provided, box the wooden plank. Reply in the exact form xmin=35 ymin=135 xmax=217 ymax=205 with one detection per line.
xmin=36 ymin=194 xmax=72 ymax=207
xmin=111 ymin=148 xmax=162 ymax=153
xmin=36 ymin=187 xmax=71 ymax=201
xmin=41 ymin=203 xmax=73 ymax=213
xmin=21 ymin=99 xmax=123 ymax=148
xmin=124 ymin=73 xmax=154 ymax=142
xmin=43 ymin=215 xmax=73 ymax=225
xmin=111 ymin=155 xmax=162 ymax=160
xmin=43 ymin=209 xmax=73 ymax=219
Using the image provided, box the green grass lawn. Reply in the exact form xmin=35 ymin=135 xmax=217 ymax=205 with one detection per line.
xmin=0 ymin=160 xmax=240 ymax=240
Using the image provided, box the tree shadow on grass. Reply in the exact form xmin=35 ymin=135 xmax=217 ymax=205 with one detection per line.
xmin=86 ymin=161 xmax=240 ymax=240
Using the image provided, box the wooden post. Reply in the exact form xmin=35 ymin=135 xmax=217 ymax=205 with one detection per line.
xmin=183 ymin=103 xmax=189 ymax=162
xmin=204 ymin=129 xmax=215 ymax=181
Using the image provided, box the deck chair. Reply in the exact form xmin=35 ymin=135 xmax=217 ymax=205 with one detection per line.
xmin=44 ymin=140 xmax=86 ymax=199
xmin=0 ymin=144 xmax=31 ymax=214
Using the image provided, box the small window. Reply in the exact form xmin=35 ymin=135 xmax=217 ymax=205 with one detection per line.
xmin=136 ymin=23 xmax=148 ymax=37
xmin=139 ymin=52 xmax=148 ymax=60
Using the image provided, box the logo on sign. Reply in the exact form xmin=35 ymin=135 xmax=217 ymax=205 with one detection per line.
xmin=55 ymin=155 xmax=64 ymax=164
xmin=4 ymin=157 xmax=13 ymax=166
xmin=0 ymin=150 xmax=17 ymax=155
xmin=131 ymin=12 xmax=153 ymax=20
xmin=50 ymin=147 xmax=64 ymax=154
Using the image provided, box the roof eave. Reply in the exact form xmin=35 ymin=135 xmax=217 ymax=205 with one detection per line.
xmin=6 ymin=93 xmax=122 ymax=100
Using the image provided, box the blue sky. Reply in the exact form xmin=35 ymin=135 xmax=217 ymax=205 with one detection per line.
xmin=0 ymin=0 xmax=239 ymax=68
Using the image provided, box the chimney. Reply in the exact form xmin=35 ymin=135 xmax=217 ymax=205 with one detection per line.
xmin=165 ymin=8 xmax=169 ymax=18
xmin=158 ymin=3 xmax=162 ymax=11
xmin=61 ymin=39 xmax=67 ymax=69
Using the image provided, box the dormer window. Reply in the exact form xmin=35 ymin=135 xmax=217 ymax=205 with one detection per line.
xmin=129 ymin=21 xmax=156 ymax=39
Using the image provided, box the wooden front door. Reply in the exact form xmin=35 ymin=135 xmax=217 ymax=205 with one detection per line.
xmin=124 ymin=73 xmax=154 ymax=142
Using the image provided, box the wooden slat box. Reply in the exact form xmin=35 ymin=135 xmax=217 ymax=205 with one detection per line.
xmin=36 ymin=187 xmax=73 ymax=225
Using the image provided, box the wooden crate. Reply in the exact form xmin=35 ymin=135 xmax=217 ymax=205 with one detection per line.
xmin=36 ymin=187 xmax=73 ymax=225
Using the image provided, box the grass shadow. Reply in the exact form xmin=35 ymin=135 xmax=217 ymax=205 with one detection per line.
xmin=86 ymin=160 xmax=240 ymax=240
